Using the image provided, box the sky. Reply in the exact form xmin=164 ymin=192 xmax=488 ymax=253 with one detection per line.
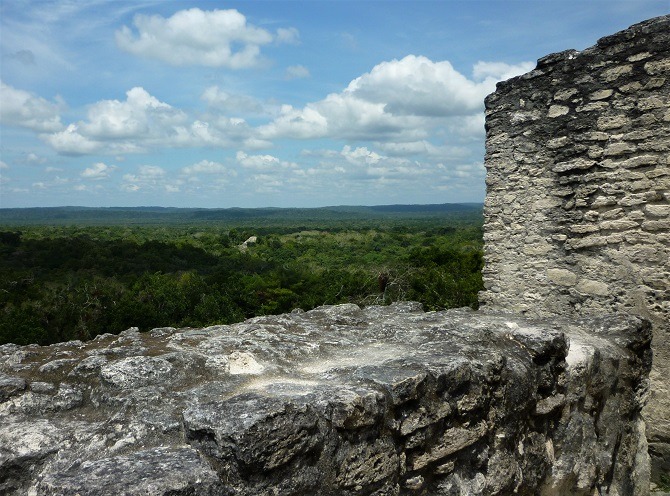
xmin=1 ymin=1 xmax=668 ymax=209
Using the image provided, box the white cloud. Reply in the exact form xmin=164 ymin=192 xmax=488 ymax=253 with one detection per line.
xmin=137 ymin=164 xmax=165 ymax=178
xmin=31 ymin=176 xmax=69 ymax=190
xmin=0 ymin=161 xmax=8 ymax=170
xmin=44 ymin=85 xmax=183 ymax=155
xmin=43 ymin=87 xmax=228 ymax=155
xmin=73 ymin=184 xmax=104 ymax=192
xmin=248 ymin=173 xmax=283 ymax=194
xmin=341 ymin=146 xmax=382 ymax=165
xmin=276 ymin=27 xmax=300 ymax=45
xmin=285 ymin=65 xmax=310 ymax=79
xmin=80 ymin=87 xmax=184 ymax=139
xmin=181 ymin=160 xmax=232 ymax=176
xmin=43 ymin=124 xmax=102 ymax=155
xmin=81 ymin=162 xmax=117 ymax=180
xmin=121 ymin=164 xmax=168 ymax=192
xmin=346 ymin=55 xmax=494 ymax=117
xmin=0 ymin=81 xmax=63 ymax=132
xmin=116 ymin=8 xmax=287 ymax=68
xmin=236 ymin=151 xmax=297 ymax=170
xmin=26 ymin=153 xmax=46 ymax=165
xmin=258 ymin=55 xmax=531 ymax=143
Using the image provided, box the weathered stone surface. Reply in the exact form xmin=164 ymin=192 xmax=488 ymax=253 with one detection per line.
xmin=0 ymin=304 xmax=651 ymax=495
xmin=481 ymin=14 xmax=670 ymax=480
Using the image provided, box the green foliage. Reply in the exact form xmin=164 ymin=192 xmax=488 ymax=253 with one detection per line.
xmin=0 ymin=208 xmax=484 ymax=345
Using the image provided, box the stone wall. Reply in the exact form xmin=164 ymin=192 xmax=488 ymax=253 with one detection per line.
xmin=0 ymin=304 xmax=652 ymax=495
xmin=481 ymin=14 xmax=670 ymax=478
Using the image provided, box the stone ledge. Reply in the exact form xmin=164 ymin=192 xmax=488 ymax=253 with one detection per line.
xmin=0 ymin=303 xmax=651 ymax=495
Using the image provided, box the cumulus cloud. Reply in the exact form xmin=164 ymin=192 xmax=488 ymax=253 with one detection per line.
xmin=44 ymin=86 xmax=258 ymax=154
xmin=258 ymin=55 xmax=531 ymax=143
xmin=43 ymin=87 xmax=234 ymax=155
xmin=346 ymin=55 xmax=509 ymax=117
xmin=285 ymin=65 xmax=310 ymax=79
xmin=116 ymin=8 xmax=295 ymax=68
xmin=43 ymin=124 xmax=102 ymax=155
xmin=341 ymin=145 xmax=382 ymax=165
xmin=0 ymin=81 xmax=63 ymax=132
xmin=81 ymin=162 xmax=117 ymax=180
xmin=236 ymin=151 xmax=297 ymax=170
xmin=181 ymin=159 xmax=232 ymax=176
xmin=80 ymin=87 xmax=185 ymax=139
xmin=121 ymin=165 xmax=179 ymax=193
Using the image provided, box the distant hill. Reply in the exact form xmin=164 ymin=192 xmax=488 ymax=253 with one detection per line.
xmin=0 ymin=203 xmax=483 ymax=226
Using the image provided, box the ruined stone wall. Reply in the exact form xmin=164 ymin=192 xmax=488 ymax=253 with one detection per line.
xmin=481 ymin=15 xmax=670 ymax=478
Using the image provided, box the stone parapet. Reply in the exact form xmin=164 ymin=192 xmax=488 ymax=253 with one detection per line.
xmin=0 ymin=303 xmax=651 ymax=495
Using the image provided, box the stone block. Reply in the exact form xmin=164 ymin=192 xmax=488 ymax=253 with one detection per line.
xmin=576 ymin=279 xmax=610 ymax=296
xmin=645 ymin=204 xmax=670 ymax=217
xmin=590 ymin=89 xmax=614 ymax=100
xmin=601 ymin=64 xmax=633 ymax=81
xmin=546 ymin=268 xmax=577 ymax=286
xmin=597 ymin=115 xmax=630 ymax=130
xmin=644 ymin=59 xmax=670 ymax=75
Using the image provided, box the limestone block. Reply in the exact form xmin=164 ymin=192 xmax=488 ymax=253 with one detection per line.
xmin=597 ymin=115 xmax=630 ymax=130
xmin=603 ymin=142 xmax=637 ymax=157
xmin=547 ymin=105 xmax=570 ymax=118
xmin=601 ymin=64 xmax=633 ymax=81
xmin=599 ymin=219 xmax=640 ymax=231
xmin=567 ymin=236 xmax=609 ymax=249
xmin=576 ymin=102 xmax=609 ymax=113
xmin=590 ymin=89 xmax=614 ymax=100
xmin=644 ymin=59 xmax=670 ymax=75
xmin=638 ymin=96 xmax=667 ymax=110
xmin=552 ymin=158 xmax=596 ymax=172
xmin=576 ymin=279 xmax=610 ymax=296
xmin=546 ymin=268 xmax=578 ymax=286
xmin=644 ymin=77 xmax=666 ymax=89
xmin=554 ymin=88 xmax=579 ymax=101
xmin=645 ymin=204 xmax=670 ymax=217
xmin=627 ymin=52 xmax=652 ymax=62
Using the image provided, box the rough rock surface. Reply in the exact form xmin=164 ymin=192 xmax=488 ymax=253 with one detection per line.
xmin=481 ymin=14 xmax=670 ymax=478
xmin=0 ymin=303 xmax=651 ymax=495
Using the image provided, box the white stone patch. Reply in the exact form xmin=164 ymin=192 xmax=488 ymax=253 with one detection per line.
xmin=245 ymin=376 xmax=321 ymax=395
xmin=547 ymin=105 xmax=570 ymax=118
xmin=300 ymin=343 xmax=408 ymax=374
xmin=228 ymin=351 xmax=264 ymax=375
xmin=565 ymin=341 xmax=592 ymax=369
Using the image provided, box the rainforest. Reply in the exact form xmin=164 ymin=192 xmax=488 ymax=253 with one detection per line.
xmin=0 ymin=204 xmax=484 ymax=346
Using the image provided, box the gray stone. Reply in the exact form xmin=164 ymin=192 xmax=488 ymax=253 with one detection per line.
xmin=0 ymin=305 xmax=652 ymax=495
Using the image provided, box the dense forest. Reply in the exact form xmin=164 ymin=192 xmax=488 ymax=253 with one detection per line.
xmin=0 ymin=205 xmax=484 ymax=346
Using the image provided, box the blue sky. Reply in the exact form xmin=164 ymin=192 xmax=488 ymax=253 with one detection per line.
xmin=1 ymin=1 xmax=668 ymax=208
